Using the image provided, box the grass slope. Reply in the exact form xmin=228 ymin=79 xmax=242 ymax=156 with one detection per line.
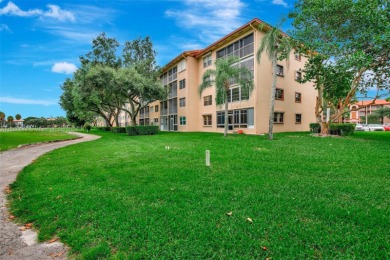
xmin=0 ymin=131 xmax=77 ymax=151
xmin=9 ymin=131 xmax=390 ymax=259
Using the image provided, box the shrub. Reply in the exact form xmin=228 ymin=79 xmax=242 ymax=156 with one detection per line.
xmin=330 ymin=123 xmax=355 ymax=136
xmin=83 ymin=123 xmax=92 ymax=132
xmin=309 ymin=123 xmax=355 ymax=136
xmin=126 ymin=125 xmax=159 ymax=136
xmin=309 ymin=123 xmax=321 ymax=133
xmin=111 ymin=127 xmax=126 ymax=133
xmin=97 ymin=127 xmax=111 ymax=131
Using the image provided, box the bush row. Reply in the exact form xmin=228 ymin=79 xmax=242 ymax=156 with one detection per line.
xmin=309 ymin=123 xmax=355 ymax=136
xmin=96 ymin=126 xmax=112 ymax=131
xmin=111 ymin=127 xmax=126 ymax=133
xmin=126 ymin=125 xmax=159 ymax=136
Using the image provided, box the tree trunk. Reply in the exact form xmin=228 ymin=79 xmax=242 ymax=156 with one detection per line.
xmin=268 ymin=56 xmax=277 ymax=140
xmin=131 ymin=115 xmax=137 ymax=126
xmin=223 ymin=84 xmax=230 ymax=137
xmin=320 ymin=121 xmax=330 ymax=135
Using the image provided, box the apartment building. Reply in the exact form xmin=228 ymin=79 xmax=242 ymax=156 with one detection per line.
xmin=140 ymin=18 xmax=317 ymax=134
xmin=348 ymin=99 xmax=390 ymax=124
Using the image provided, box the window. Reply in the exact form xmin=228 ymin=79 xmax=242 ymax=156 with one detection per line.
xmin=179 ymin=98 xmax=186 ymax=107
xmin=150 ymin=106 xmax=153 ymax=111
xmin=294 ymin=52 xmax=301 ymax=61
xmin=155 ymin=105 xmax=159 ymax=112
xmin=179 ymin=79 xmax=186 ymax=89
xmin=274 ymin=112 xmax=284 ymax=123
xmin=203 ymin=55 xmax=212 ymax=68
xmin=178 ymin=60 xmax=186 ymax=72
xmin=226 ymin=86 xmax=250 ymax=103
xmin=275 ymin=88 xmax=284 ymax=100
xmin=295 ymin=71 xmax=302 ymax=81
xmin=276 ymin=65 xmax=284 ymax=76
xmin=295 ymin=92 xmax=302 ymax=103
xmin=231 ymin=87 xmax=240 ymax=102
xmin=216 ymin=108 xmax=254 ymax=128
xmin=203 ymin=115 xmax=212 ymax=126
xmin=216 ymin=33 xmax=254 ymax=59
xmin=180 ymin=116 xmax=186 ymax=125
xmin=204 ymin=95 xmax=212 ymax=106
xmin=295 ymin=114 xmax=302 ymax=124
xmin=154 ymin=118 xmax=158 ymax=123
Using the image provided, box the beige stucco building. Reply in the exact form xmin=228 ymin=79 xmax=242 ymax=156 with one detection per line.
xmin=131 ymin=18 xmax=317 ymax=134
xmin=348 ymin=99 xmax=390 ymax=124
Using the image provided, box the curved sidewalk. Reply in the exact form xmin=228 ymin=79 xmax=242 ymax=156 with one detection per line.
xmin=0 ymin=132 xmax=101 ymax=259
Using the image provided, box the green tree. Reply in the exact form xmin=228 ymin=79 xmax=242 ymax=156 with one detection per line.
xmin=121 ymin=36 xmax=164 ymax=125
xmin=59 ymin=78 xmax=93 ymax=127
xmin=373 ymin=107 xmax=390 ymax=124
xmin=113 ymin=66 xmax=165 ymax=126
xmin=123 ymin=36 xmax=158 ymax=77
xmin=289 ymin=0 xmax=390 ymax=134
xmin=199 ymin=56 xmax=254 ymax=137
xmin=80 ymin=32 xmax=121 ymax=68
xmin=7 ymin=115 xmax=14 ymax=127
xmin=15 ymin=114 xmax=21 ymax=120
xmin=60 ymin=34 xmax=163 ymax=127
xmin=0 ymin=111 xmax=5 ymax=127
xmin=256 ymin=23 xmax=292 ymax=140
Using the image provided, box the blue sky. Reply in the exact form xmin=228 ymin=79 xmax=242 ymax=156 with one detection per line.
xmin=0 ymin=0 xmax=296 ymax=118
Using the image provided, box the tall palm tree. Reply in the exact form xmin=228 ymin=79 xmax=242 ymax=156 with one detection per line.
xmin=199 ymin=56 xmax=254 ymax=137
xmin=0 ymin=111 xmax=5 ymax=127
xmin=7 ymin=115 xmax=14 ymax=127
xmin=15 ymin=114 xmax=22 ymax=120
xmin=256 ymin=24 xmax=292 ymax=140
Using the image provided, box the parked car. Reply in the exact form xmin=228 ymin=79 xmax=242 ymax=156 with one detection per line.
xmin=363 ymin=124 xmax=384 ymax=131
xmin=355 ymin=124 xmax=364 ymax=131
xmin=383 ymin=124 xmax=390 ymax=131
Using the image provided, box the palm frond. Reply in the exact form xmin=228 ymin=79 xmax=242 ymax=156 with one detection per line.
xmin=198 ymin=69 xmax=216 ymax=96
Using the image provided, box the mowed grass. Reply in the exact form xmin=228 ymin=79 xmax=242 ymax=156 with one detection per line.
xmin=0 ymin=131 xmax=77 ymax=151
xmin=9 ymin=131 xmax=390 ymax=259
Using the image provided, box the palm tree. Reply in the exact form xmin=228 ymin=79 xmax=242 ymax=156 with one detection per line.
xmin=15 ymin=114 xmax=22 ymax=120
xmin=256 ymin=23 xmax=292 ymax=140
xmin=7 ymin=115 xmax=14 ymax=127
xmin=199 ymin=55 xmax=254 ymax=137
xmin=0 ymin=111 xmax=5 ymax=127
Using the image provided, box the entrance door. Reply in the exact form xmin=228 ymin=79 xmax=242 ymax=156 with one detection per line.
xmin=169 ymin=116 xmax=174 ymax=131
xmin=228 ymin=113 xmax=233 ymax=130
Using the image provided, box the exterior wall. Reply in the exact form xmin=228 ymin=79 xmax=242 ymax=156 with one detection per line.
xmin=152 ymin=19 xmax=317 ymax=134
xmin=348 ymin=101 xmax=390 ymax=124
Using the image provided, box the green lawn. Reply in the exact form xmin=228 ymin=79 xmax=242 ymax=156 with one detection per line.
xmin=9 ymin=131 xmax=390 ymax=259
xmin=0 ymin=131 xmax=78 ymax=151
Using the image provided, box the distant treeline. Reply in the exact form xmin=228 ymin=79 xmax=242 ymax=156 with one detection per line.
xmin=23 ymin=117 xmax=69 ymax=128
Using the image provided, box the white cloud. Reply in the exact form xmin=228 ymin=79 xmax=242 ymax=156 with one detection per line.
xmin=0 ymin=1 xmax=75 ymax=22
xmin=0 ymin=1 xmax=42 ymax=17
xmin=0 ymin=23 xmax=11 ymax=32
xmin=51 ymin=62 xmax=77 ymax=74
xmin=165 ymin=0 xmax=245 ymax=45
xmin=272 ymin=0 xmax=288 ymax=8
xmin=42 ymin=4 xmax=75 ymax=22
xmin=0 ymin=96 xmax=57 ymax=106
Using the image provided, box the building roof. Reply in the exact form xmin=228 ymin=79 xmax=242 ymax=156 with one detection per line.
xmin=160 ymin=18 xmax=275 ymax=73
xmin=354 ymin=99 xmax=390 ymax=106
xmin=160 ymin=50 xmax=202 ymax=74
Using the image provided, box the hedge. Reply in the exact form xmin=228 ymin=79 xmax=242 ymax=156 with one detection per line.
xmin=309 ymin=123 xmax=355 ymax=136
xmin=126 ymin=125 xmax=159 ymax=136
xmin=96 ymin=126 xmax=112 ymax=131
xmin=111 ymin=127 xmax=126 ymax=133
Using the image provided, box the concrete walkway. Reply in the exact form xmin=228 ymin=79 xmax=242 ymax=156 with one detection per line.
xmin=0 ymin=132 xmax=101 ymax=259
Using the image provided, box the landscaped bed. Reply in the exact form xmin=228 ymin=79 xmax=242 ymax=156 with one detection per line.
xmin=8 ymin=131 xmax=390 ymax=258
